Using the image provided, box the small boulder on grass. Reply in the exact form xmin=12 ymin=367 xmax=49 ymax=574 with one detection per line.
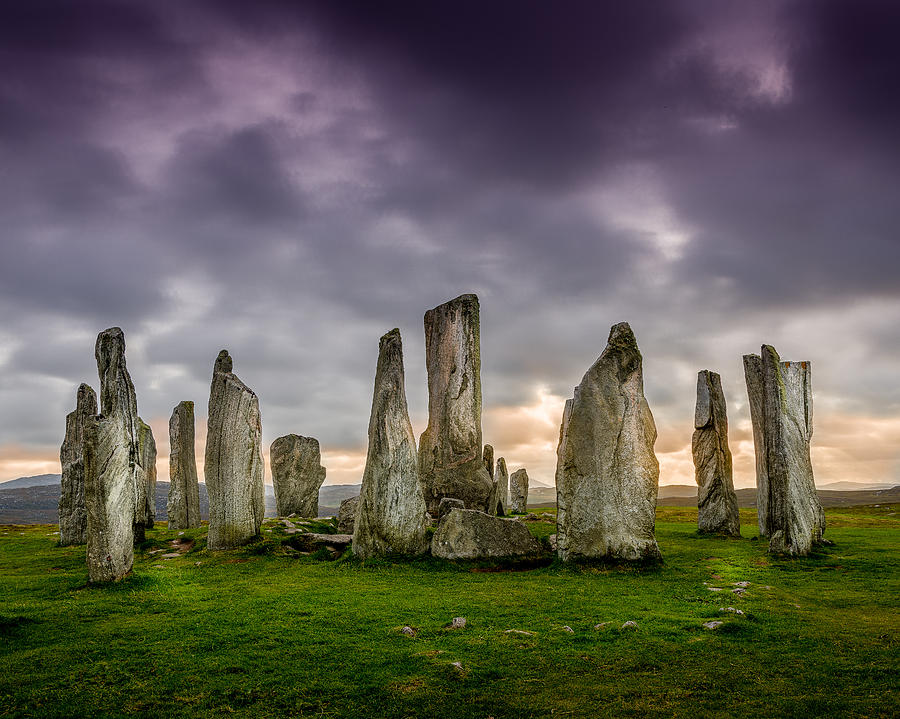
xmin=447 ymin=617 xmax=466 ymax=630
xmin=702 ymin=621 xmax=724 ymax=630
xmin=400 ymin=626 xmax=416 ymax=637
xmin=622 ymin=621 xmax=637 ymax=630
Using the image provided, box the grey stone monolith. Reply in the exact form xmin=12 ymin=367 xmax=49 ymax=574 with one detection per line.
xmin=509 ymin=468 xmax=529 ymax=514
xmin=167 ymin=401 xmax=201 ymax=530
xmin=204 ymin=350 xmax=265 ymax=550
xmin=418 ymin=294 xmax=493 ymax=514
xmin=555 ymin=322 xmax=661 ymax=562
xmin=692 ymin=370 xmax=740 ymax=536
xmin=59 ymin=383 xmax=96 ymax=546
xmin=483 ymin=444 xmax=494 ymax=479
xmin=84 ymin=327 xmax=138 ymax=581
xmin=271 ymin=435 xmax=326 ymax=517
xmin=353 ymin=329 xmax=428 ymax=558
xmin=493 ymin=457 xmax=509 ymax=515
xmin=133 ymin=418 xmax=157 ymax=543
xmin=743 ymin=346 xmax=825 ymax=555
xmin=337 ymin=495 xmax=359 ymax=534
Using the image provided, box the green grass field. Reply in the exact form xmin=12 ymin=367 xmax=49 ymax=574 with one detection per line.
xmin=1 ymin=505 xmax=897 ymax=718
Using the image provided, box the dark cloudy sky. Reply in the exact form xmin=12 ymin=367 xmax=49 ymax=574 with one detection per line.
xmin=1 ymin=0 xmax=898 ymax=488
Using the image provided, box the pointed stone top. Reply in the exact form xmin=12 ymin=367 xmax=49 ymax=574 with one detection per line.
xmin=606 ymin=322 xmax=638 ymax=350
xmin=76 ymin=383 xmax=96 ymax=411
xmin=214 ymin=349 xmax=233 ymax=374
xmin=176 ymin=399 xmax=194 ymax=411
xmin=380 ymin=327 xmax=402 ymax=347
xmin=761 ymin=344 xmax=780 ymax=362
xmin=95 ymin=327 xmax=125 ymax=363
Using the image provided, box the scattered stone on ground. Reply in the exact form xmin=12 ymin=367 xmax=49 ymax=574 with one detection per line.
xmin=504 ymin=630 xmax=535 ymax=636
xmin=622 ymin=621 xmax=637 ymax=629
xmin=719 ymin=607 xmax=745 ymax=615
xmin=702 ymin=621 xmax=724 ymax=630
xmin=449 ymin=617 xmax=467 ymax=630
xmin=594 ymin=622 xmax=613 ymax=630
xmin=287 ymin=533 xmax=352 ymax=553
xmin=562 ymin=625 xmax=574 ymax=634
xmin=707 ymin=587 xmax=724 ymax=592
xmin=161 ymin=553 xmax=180 ymax=559
xmin=401 ymin=626 xmax=416 ymax=637
xmin=733 ymin=581 xmax=750 ymax=587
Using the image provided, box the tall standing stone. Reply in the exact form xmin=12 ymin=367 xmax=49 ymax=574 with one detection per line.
xmin=509 ymin=468 xmax=529 ymax=514
xmin=493 ymin=457 xmax=509 ymax=515
xmin=692 ymin=370 xmax=740 ymax=536
xmin=418 ymin=294 xmax=493 ymax=513
xmin=84 ymin=327 xmax=138 ymax=581
xmin=133 ymin=419 xmax=157 ymax=543
xmin=59 ymin=383 xmax=97 ymax=546
xmin=167 ymin=401 xmax=201 ymax=530
xmin=270 ymin=434 xmax=326 ymax=517
xmin=555 ymin=322 xmax=661 ymax=562
xmin=483 ymin=444 xmax=494 ymax=479
xmin=204 ymin=350 xmax=265 ymax=550
xmin=353 ymin=329 xmax=428 ymax=558
xmin=743 ymin=346 xmax=825 ymax=555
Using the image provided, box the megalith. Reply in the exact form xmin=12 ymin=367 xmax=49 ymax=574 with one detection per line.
xmin=483 ymin=444 xmax=494 ymax=479
xmin=133 ymin=419 xmax=157 ymax=543
xmin=492 ymin=456 xmax=509 ymax=515
xmin=270 ymin=435 xmax=326 ymax=517
xmin=418 ymin=294 xmax=493 ymax=513
xmin=692 ymin=370 xmax=740 ymax=536
xmin=555 ymin=322 xmax=661 ymax=562
xmin=743 ymin=346 xmax=825 ymax=555
xmin=204 ymin=350 xmax=265 ymax=550
xmin=59 ymin=383 xmax=96 ymax=546
xmin=84 ymin=327 xmax=138 ymax=581
xmin=167 ymin=401 xmax=201 ymax=530
xmin=509 ymin=468 xmax=529 ymax=514
xmin=353 ymin=329 xmax=428 ymax=558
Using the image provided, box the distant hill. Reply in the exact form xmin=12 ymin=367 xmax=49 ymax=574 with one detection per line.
xmin=2 ymin=475 xmax=898 ymax=524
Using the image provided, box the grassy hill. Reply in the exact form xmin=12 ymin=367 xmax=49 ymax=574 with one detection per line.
xmin=0 ymin=505 xmax=897 ymax=718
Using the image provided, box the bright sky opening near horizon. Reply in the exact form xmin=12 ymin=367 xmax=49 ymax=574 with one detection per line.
xmin=1 ymin=1 xmax=898 ymax=490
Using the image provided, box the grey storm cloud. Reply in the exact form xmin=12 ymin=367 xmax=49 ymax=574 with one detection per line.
xmin=0 ymin=0 xmax=898 ymax=486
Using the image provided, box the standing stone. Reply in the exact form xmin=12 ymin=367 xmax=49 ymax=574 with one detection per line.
xmin=353 ymin=329 xmax=428 ymax=558
xmin=509 ymin=468 xmax=529 ymax=514
xmin=167 ymin=401 xmax=201 ymax=530
xmin=692 ymin=371 xmax=740 ymax=536
xmin=555 ymin=322 xmax=661 ymax=562
xmin=743 ymin=346 xmax=825 ymax=555
xmin=483 ymin=444 xmax=494 ymax=479
xmin=418 ymin=294 xmax=493 ymax=514
xmin=337 ymin=495 xmax=359 ymax=534
xmin=59 ymin=383 xmax=97 ymax=546
xmin=133 ymin=418 xmax=157 ymax=543
xmin=84 ymin=327 xmax=138 ymax=582
xmin=204 ymin=350 xmax=265 ymax=550
xmin=271 ymin=435 xmax=326 ymax=517
xmin=493 ymin=457 xmax=509 ymax=515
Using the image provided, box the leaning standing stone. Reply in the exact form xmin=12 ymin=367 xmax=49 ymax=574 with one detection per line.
xmin=509 ymin=468 xmax=529 ymax=514
xmin=133 ymin=419 xmax=157 ymax=543
xmin=84 ymin=327 xmax=138 ymax=581
xmin=555 ymin=322 xmax=661 ymax=562
xmin=483 ymin=444 xmax=494 ymax=479
xmin=418 ymin=294 xmax=493 ymax=513
xmin=692 ymin=371 xmax=740 ymax=536
xmin=59 ymin=383 xmax=96 ymax=546
xmin=270 ymin=435 xmax=326 ymax=517
xmin=204 ymin=350 xmax=265 ymax=550
xmin=353 ymin=329 xmax=428 ymax=558
xmin=744 ymin=346 xmax=825 ymax=555
xmin=167 ymin=401 xmax=201 ymax=530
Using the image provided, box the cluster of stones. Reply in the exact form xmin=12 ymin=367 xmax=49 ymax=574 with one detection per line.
xmin=58 ymin=296 xmax=828 ymax=580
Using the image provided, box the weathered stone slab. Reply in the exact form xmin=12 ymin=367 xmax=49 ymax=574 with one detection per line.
xmin=167 ymin=401 xmax=201 ymax=530
xmin=271 ymin=434 xmax=326 ymax=518
xmin=438 ymin=497 xmax=465 ymax=519
xmin=353 ymin=329 xmax=428 ymax=558
xmin=287 ymin=532 xmax=353 ymax=552
xmin=744 ymin=346 xmax=825 ymax=555
xmin=431 ymin=508 xmax=543 ymax=560
xmin=84 ymin=327 xmax=138 ymax=581
xmin=692 ymin=370 xmax=740 ymax=536
xmin=337 ymin=495 xmax=359 ymax=534
xmin=204 ymin=350 xmax=265 ymax=550
xmin=59 ymin=383 xmax=96 ymax=546
xmin=492 ymin=457 xmax=509 ymax=516
xmin=555 ymin=322 xmax=661 ymax=562
xmin=509 ymin=468 xmax=529 ymax=514
xmin=133 ymin=418 xmax=157 ymax=544
xmin=483 ymin=444 xmax=494 ymax=479
xmin=418 ymin=294 xmax=493 ymax=513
